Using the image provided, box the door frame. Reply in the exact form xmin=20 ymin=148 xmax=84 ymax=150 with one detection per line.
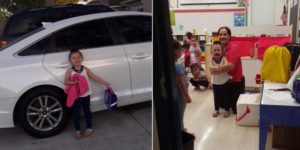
xmin=153 ymin=0 xmax=184 ymax=150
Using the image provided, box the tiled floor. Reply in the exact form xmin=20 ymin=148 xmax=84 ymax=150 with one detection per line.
xmin=185 ymin=88 xmax=278 ymax=150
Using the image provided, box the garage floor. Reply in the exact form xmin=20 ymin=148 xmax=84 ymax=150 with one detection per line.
xmin=0 ymin=101 xmax=151 ymax=150
xmin=185 ymin=88 xmax=278 ymax=150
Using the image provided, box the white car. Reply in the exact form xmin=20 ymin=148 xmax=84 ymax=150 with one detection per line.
xmin=0 ymin=11 xmax=152 ymax=137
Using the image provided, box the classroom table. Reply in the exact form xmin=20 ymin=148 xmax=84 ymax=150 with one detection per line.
xmin=259 ymin=82 xmax=300 ymax=150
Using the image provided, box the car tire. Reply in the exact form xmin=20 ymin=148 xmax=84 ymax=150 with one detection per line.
xmin=17 ymin=88 xmax=68 ymax=138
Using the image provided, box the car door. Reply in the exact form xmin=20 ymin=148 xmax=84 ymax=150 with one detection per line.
xmin=109 ymin=15 xmax=152 ymax=102
xmin=42 ymin=19 xmax=132 ymax=111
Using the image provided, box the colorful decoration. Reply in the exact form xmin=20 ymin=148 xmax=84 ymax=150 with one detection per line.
xmin=234 ymin=12 xmax=245 ymax=26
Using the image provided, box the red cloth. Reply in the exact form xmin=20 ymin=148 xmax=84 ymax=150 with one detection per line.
xmin=257 ymin=36 xmax=291 ymax=59
xmin=226 ymin=42 xmax=243 ymax=82
xmin=230 ymin=37 xmax=258 ymax=57
xmin=184 ymin=50 xmax=190 ymax=68
xmin=65 ymin=73 xmax=89 ymax=107
xmin=229 ymin=36 xmax=291 ymax=59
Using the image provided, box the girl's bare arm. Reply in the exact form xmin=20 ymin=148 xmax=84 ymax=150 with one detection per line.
xmin=64 ymin=69 xmax=77 ymax=85
xmin=85 ymin=67 xmax=110 ymax=88
xmin=176 ymin=75 xmax=191 ymax=103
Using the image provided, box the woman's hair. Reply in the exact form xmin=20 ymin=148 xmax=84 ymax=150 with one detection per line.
xmin=217 ymin=26 xmax=231 ymax=36
xmin=69 ymin=48 xmax=83 ymax=60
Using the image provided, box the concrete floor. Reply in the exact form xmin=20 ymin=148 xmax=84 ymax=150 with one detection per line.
xmin=185 ymin=88 xmax=278 ymax=150
xmin=0 ymin=101 xmax=151 ymax=150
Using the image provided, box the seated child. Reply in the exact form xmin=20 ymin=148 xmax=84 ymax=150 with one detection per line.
xmin=189 ymin=63 xmax=209 ymax=90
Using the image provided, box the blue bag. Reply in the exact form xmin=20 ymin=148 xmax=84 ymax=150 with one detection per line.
xmin=104 ymin=88 xmax=118 ymax=110
xmin=292 ymin=79 xmax=300 ymax=103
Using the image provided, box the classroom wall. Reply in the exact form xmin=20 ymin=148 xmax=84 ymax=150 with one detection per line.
xmin=170 ymin=0 xmax=243 ymax=35
xmin=169 ymin=0 xmax=238 ymax=9
xmin=250 ymin=0 xmax=286 ymax=26
xmin=170 ymin=0 xmax=287 ymax=35
xmin=172 ymin=8 xmax=245 ymax=35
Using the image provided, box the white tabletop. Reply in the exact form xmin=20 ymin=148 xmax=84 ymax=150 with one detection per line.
xmin=261 ymin=82 xmax=300 ymax=106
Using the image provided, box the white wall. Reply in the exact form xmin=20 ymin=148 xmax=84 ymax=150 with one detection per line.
xmin=172 ymin=10 xmax=242 ymax=35
xmin=180 ymin=0 xmax=236 ymax=3
xmin=251 ymin=0 xmax=275 ymax=26
xmin=170 ymin=0 xmax=242 ymax=35
xmin=178 ymin=4 xmax=239 ymax=9
xmin=274 ymin=0 xmax=286 ymax=25
xmin=250 ymin=0 xmax=285 ymax=26
xmin=169 ymin=0 xmax=239 ymax=9
xmin=171 ymin=0 xmax=287 ymax=35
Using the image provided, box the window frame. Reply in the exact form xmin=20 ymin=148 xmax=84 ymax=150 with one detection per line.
xmin=16 ymin=33 xmax=51 ymax=57
xmin=45 ymin=18 xmax=121 ymax=54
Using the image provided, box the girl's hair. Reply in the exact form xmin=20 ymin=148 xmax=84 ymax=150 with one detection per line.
xmin=211 ymin=41 xmax=222 ymax=51
xmin=191 ymin=36 xmax=199 ymax=47
xmin=190 ymin=63 xmax=199 ymax=71
xmin=211 ymin=41 xmax=225 ymax=54
xmin=191 ymin=36 xmax=198 ymax=40
xmin=185 ymin=32 xmax=193 ymax=39
xmin=69 ymin=48 xmax=83 ymax=60
xmin=182 ymin=43 xmax=190 ymax=50
xmin=217 ymin=26 xmax=231 ymax=36
xmin=213 ymin=40 xmax=221 ymax=46
xmin=172 ymin=40 xmax=182 ymax=51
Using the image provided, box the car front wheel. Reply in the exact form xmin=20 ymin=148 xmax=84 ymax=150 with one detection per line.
xmin=17 ymin=88 xmax=68 ymax=138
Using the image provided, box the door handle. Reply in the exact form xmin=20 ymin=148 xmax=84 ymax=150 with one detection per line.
xmin=129 ymin=53 xmax=150 ymax=59
xmin=55 ymin=63 xmax=70 ymax=68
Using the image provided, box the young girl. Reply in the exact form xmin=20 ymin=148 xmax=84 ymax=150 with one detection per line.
xmin=184 ymin=31 xmax=193 ymax=46
xmin=209 ymin=41 xmax=231 ymax=118
xmin=173 ymin=40 xmax=192 ymax=130
xmin=189 ymin=36 xmax=201 ymax=65
xmin=65 ymin=49 xmax=110 ymax=139
xmin=189 ymin=63 xmax=209 ymax=90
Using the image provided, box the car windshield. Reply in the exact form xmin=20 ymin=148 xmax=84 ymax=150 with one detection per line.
xmin=0 ymin=27 xmax=45 ymax=51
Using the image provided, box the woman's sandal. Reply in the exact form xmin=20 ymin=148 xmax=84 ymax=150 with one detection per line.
xmin=212 ymin=111 xmax=220 ymax=118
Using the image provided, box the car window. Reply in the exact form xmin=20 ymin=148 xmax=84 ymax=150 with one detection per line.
xmin=5 ymin=14 xmax=43 ymax=36
xmin=113 ymin=16 xmax=152 ymax=44
xmin=0 ymin=27 xmax=45 ymax=51
xmin=3 ymin=5 xmax=114 ymax=41
xmin=18 ymin=35 xmax=50 ymax=56
xmin=52 ymin=19 xmax=114 ymax=53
